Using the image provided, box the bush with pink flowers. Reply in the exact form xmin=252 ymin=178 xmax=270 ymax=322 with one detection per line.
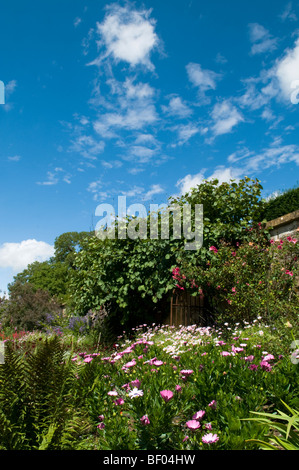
xmin=175 ymin=226 xmax=298 ymax=324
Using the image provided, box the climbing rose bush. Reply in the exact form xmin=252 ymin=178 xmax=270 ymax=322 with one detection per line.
xmin=175 ymin=227 xmax=298 ymax=323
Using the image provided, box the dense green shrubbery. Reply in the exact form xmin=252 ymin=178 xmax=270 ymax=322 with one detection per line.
xmin=257 ymin=185 xmax=299 ymax=222
xmin=68 ymin=177 xmax=265 ymax=330
xmin=176 ymin=225 xmax=298 ymax=324
xmin=0 ymin=281 xmax=62 ymax=331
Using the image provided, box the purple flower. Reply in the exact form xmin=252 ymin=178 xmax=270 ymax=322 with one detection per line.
xmin=202 ymin=433 xmax=219 ymax=444
xmin=152 ymin=360 xmax=164 ymax=367
xmin=186 ymin=420 xmax=201 ymax=430
xmin=244 ymin=355 xmax=255 ymax=362
xmin=260 ymin=360 xmax=272 ymax=372
xmin=84 ymin=356 xmax=93 ymax=363
xmin=180 ymin=369 xmax=194 ymax=376
xmin=208 ymin=400 xmax=217 ymax=410
xmin=180 ymin=369 xmax=194 ymax=380
xmin=192 ymin=410 xmax=205 ymax=421
xmin=263 ymin=354 xmax=275 ymax=362
xmin=140 ymin=415 xmax=150 ymax=426
xmin=130 ymin=379 xmax=141 ymax=389
xmin=122 ymin=359 xmax=136 ymax=369
xmin=249 ymin=364 xmax=258 ymax=371
xmin=114 ymin=398 xmax=125 ymax=406
xmin=160 ymin=390 xmax=174 ymax=403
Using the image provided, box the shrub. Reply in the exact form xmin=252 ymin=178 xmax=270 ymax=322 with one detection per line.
xmin=176 ymin=226 xmax=299 ymax=324
xmin=2 ymin=281 xmax=62 ymax=331
xmin=69 ymin=177 xmax=265 ymax=329
xmin=257 ymin=185 xmax=299 ymax=222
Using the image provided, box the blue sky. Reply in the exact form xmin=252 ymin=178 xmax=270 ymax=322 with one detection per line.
xmin=1 ymin=0 xmax=299 ymax=294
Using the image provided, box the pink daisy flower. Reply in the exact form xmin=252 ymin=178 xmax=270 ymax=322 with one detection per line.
xmin=152 ymin=360 xmax=164 ymax=367
xmin=186 ymin=420 xmax=201 ymax=430
xmin=160 ymin=390 xmax=174 ymax=403
xmin=84 ymin=356 xmax=93 ymax=363
xmin=192 ymin=410 xmax=205 ymax=421
xmin=202 ymin=433 xmax=219 ymax=444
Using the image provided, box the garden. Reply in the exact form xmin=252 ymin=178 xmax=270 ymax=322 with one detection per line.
xmin=0 ymin=178 xmax=298 ymax=451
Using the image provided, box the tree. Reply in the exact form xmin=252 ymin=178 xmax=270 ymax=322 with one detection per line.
xmin=53 ymin=231 xmax=93 ymax=265
xmin=3 ymin=281 xmax=61 ymax=331
xmin=68 ymin=177 xmax=265 ymax=329
xmin=7 ymin=231 xmax=93 ymax=305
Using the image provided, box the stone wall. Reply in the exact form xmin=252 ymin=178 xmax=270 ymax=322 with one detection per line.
xmin=265 ymin=209 xmax=299 ymax=241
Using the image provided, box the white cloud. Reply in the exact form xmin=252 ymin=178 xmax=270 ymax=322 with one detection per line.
xmin=127 ymin=167 xmax=145 ymax=175
xmin=172 ymin=123 xmax=199 ymax=146
xmin=211 ymin=100 xmax=244 ymax=136
xmin=93 ymin=3 xmax=159 ymax=70
xmin=237 ymin=70 xmax=279 ymax=111
xmin=74 ymin=17 xmax=82 ymax=28
xmin=128 ymin=145 xmax=155 ymax=163
xmin=162 ymin=95 xmax=192 ymax=118
xmin=248 ymin=23 xmax=278 ymax=55
xmin=279 ymin=2 xmax=297 ymax=22
xmin=227 ymin=141 xmax=299 ymax=173
xmin=2 ymin=80 xmax=17 ymax=111
xmin=70 ymin=133 xmax=105 ymax=160
xmin=120 ymin=185 xmax=144 ymax=198
xmin=176 ymin=167 xmax=242 ymax=194
xmin=101 ymin=160 xmax=123 ymax=169
xmin=37 ymin=168 xmax=72 ymax=186
xmin=0 ymin=240 xmax=54 ymax=272
xmin=176 ymin=171 xmax=206 ymax=194
xmin=215 ymin=53 xmax=227 ymax=64
xmin=237 ymin=37 xmax=299 ymax=111
xmin=186 ymin=63 xmax=222 ymax=103
xmin=134 ymin=133 xmax=158 ymax=145
xmin=36 ymin=171 xmax=59 ymax=186
xmin=143 ymin=184 xmax=164 ymax=200
xmin=92 ymin=77 xmax=158 ymax=138
xmin=8 ymin=155 xmax=21 ymax=162
xmin=94 ymin=104 xmax=158 ymax=136
xmin=123 ymin=78 xmax=155 ymax=100
xmin=275 ymin=38 xmax=299 ymax=102
xmin=5 ymin=80 xmax=17 ymax=97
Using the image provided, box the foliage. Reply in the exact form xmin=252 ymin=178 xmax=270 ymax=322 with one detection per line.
xmin=1 ymin=281 xmax=62 ymax=331
xmin=0 ymin=335 xmax=91 ymax=450
xmin=244 ymin=401 xmax=299 ymax=450
xmin=69 ymin=177 xmax=265 ymax=328
xmin=10 ymin=261 xmax=69 ymax=301
xmin=53 ymin=230 xmax=93 ymax=265
xmin=257 ymin=185 xmax=299 ymax=222
xmin=7 ymin=231 xmax=92 ymax=305
xmin=0 ymin=316 xmax=297 ymax=450
xmin=176 ymin=227 xmax=299 ymax=324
